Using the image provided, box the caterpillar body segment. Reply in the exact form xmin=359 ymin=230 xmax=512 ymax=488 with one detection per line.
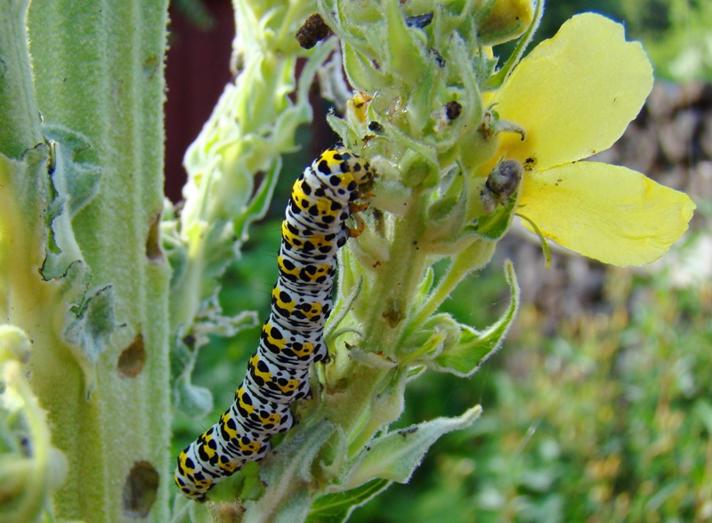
xmin=175 ymin=148 xmax=375 ymax=500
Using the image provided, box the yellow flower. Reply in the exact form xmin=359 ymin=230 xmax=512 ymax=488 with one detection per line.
xmin=489 ymin=13 xmax=696 ymax=266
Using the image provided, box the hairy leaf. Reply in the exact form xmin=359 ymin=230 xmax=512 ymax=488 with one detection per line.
xmin=343 ymin=405 xmax=482 ymax=488
xmin=307 ymin=479 xmax=391 ymax=523
xmin=431 ymin=260 xmax=520 ymax=377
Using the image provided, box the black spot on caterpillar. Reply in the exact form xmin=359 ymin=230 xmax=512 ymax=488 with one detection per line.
xmin=175 ymin=148 xmax=376 ymax=501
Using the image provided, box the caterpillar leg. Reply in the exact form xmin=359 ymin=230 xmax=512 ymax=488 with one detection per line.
xmin=349 ymin=201 xmax=369 ymax=213
xmin=348 ymin=213 xmax=366 ymax=238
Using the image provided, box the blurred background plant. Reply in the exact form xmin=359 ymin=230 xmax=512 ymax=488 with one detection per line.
xmin=168 ymin=0 xmax=711 ymax=521
xmin=525 ymin=0 xmax=712 ymax=82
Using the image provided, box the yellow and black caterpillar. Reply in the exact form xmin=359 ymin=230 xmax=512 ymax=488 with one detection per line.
xmin=175 ymin=148 xmax=375 ymax=500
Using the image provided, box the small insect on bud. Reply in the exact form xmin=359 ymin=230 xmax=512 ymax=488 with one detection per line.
xmin=405 ymin=12 xmax=434 ymax=29
xmin=481 ymin=159 xmax=523 ymax=213
xmin=428 ymin=48 xmax=446 ymax=67
xmin=487 ymin=160 xmax=523 ymax=199
xmin=296 ymin=14 xmax=333 ymax=49
xmin=368 ymin=121 xmax=384 ymax=133
xmin=444 ymin=101 xmax=462 ymax=122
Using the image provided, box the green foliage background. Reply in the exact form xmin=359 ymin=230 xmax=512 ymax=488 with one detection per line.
xmin=172 ymin=1 xmax=712 ymax=521
xmin=536 ymin=0 xmax=712 ymax=81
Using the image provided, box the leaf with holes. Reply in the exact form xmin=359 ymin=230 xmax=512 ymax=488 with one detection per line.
xmin=40 ymin=126 xmax=100 ymax=281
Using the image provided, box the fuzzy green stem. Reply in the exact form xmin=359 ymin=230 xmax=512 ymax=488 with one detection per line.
xmin=334 ymin=264 xmax=427 ymax=456
xmin=410 ymin=238 xmax=496 ymax=330
xmin=329 ymin=197 xmax=432 ymax=455
xmin=0 ymin=0 xmax=43 ymax=157
xmin=361 ymin=196 xmax=429 ymax=356
xmin=17 ymin=2 xmax=172 ymax=520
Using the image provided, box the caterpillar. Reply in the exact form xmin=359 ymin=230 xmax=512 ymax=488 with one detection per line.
xmin=175 ymin=148 xmax=375 ymax=501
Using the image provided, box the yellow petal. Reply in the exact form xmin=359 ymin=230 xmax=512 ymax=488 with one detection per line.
xmin=517 ymin=162 xmax=696 ymax=266
xmin=495 ymin=13 xmax=653 ymax=171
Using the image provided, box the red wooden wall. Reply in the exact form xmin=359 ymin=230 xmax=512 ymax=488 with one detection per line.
xmin=165 ymin=0 xmax=233 ymax=202
xmin=165 ymin=1 xmax=336 ymax=202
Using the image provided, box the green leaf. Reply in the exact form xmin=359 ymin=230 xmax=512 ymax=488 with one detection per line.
xmin=326 ymin=111 xmax=354 ymax=145
xmin=208 ymin=460 xmax=264 ymax=503
xmin=175 ymin=378 xmax=213 ymax=417
xmin=377 ymin=131 xmax=439 ymax=190
xmin=415 ymin=267 xmax=435 ymax=303
xmin=384 ymin=0 xmax=427 ymax=86
xmin=401 ymin=313 xmax=460 ymax=364
xmin=63 ymin=285 xmax=119 ymax=394
xmin=424 ymin=188 xmax=467 ymax=244
xmin=44 ymin=125 xmax=101 ymax=214
xmin=170 ymin=335 xmax=213 ymax=416
xmin=192 ymin=295 xmax=259 ymax=348
xmin=40 ymin=126 xmax=101 ymax=281
xmin=233 ymin=158 xmax=280 ymax=243
xmin=446 ymin=33 xmax=483 ymax=132
xmin=346 ymin=372 xmax=408 ymax=457
xmin=694 ymin=399 xmax=712 ymax=436
xmin=343 ymin=405 xmax=482 ymax=488
xmin=469 ymin=195 xmax=517 ymax=240
xmin=240 ymin=419 xmax=336 ymax=520
xmin=307 ymin=479 xmax=391 ymax=523
xmin=297 ymin=36 xmax=338 ymax=107
xmin=431 ymin=260 xmax=520 ymax=377
xmin=347 ymin=348 xmax=397 ymax=369
xmin=341 ymin=41 xmax=388 ymax=92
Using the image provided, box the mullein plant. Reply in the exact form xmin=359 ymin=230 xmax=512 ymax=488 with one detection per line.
xmin=0 ymin=1 xmax=695 ymax=523
xmin=175 ymin=1 xmax=694 ymax=522
xmin=1 ymin=0 xmax=171 ymax=522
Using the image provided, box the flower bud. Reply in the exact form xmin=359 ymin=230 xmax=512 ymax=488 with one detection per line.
xmin=346 ymin=92 xmax=372 ymax=124
xmin=477 ymin=0 xmax=534 ymax=45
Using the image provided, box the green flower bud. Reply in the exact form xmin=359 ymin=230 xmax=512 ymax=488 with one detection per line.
xmin=400 ymin=150 xmax=438 ymax=188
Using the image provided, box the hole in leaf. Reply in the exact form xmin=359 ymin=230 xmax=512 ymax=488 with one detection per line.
xmin=146 ymin=212 xmax=162 ymax=261
xmin=122 ymin=461 xmax=159 ymax=518
xmin=118 ymin=334 xmax=146 ymax=378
